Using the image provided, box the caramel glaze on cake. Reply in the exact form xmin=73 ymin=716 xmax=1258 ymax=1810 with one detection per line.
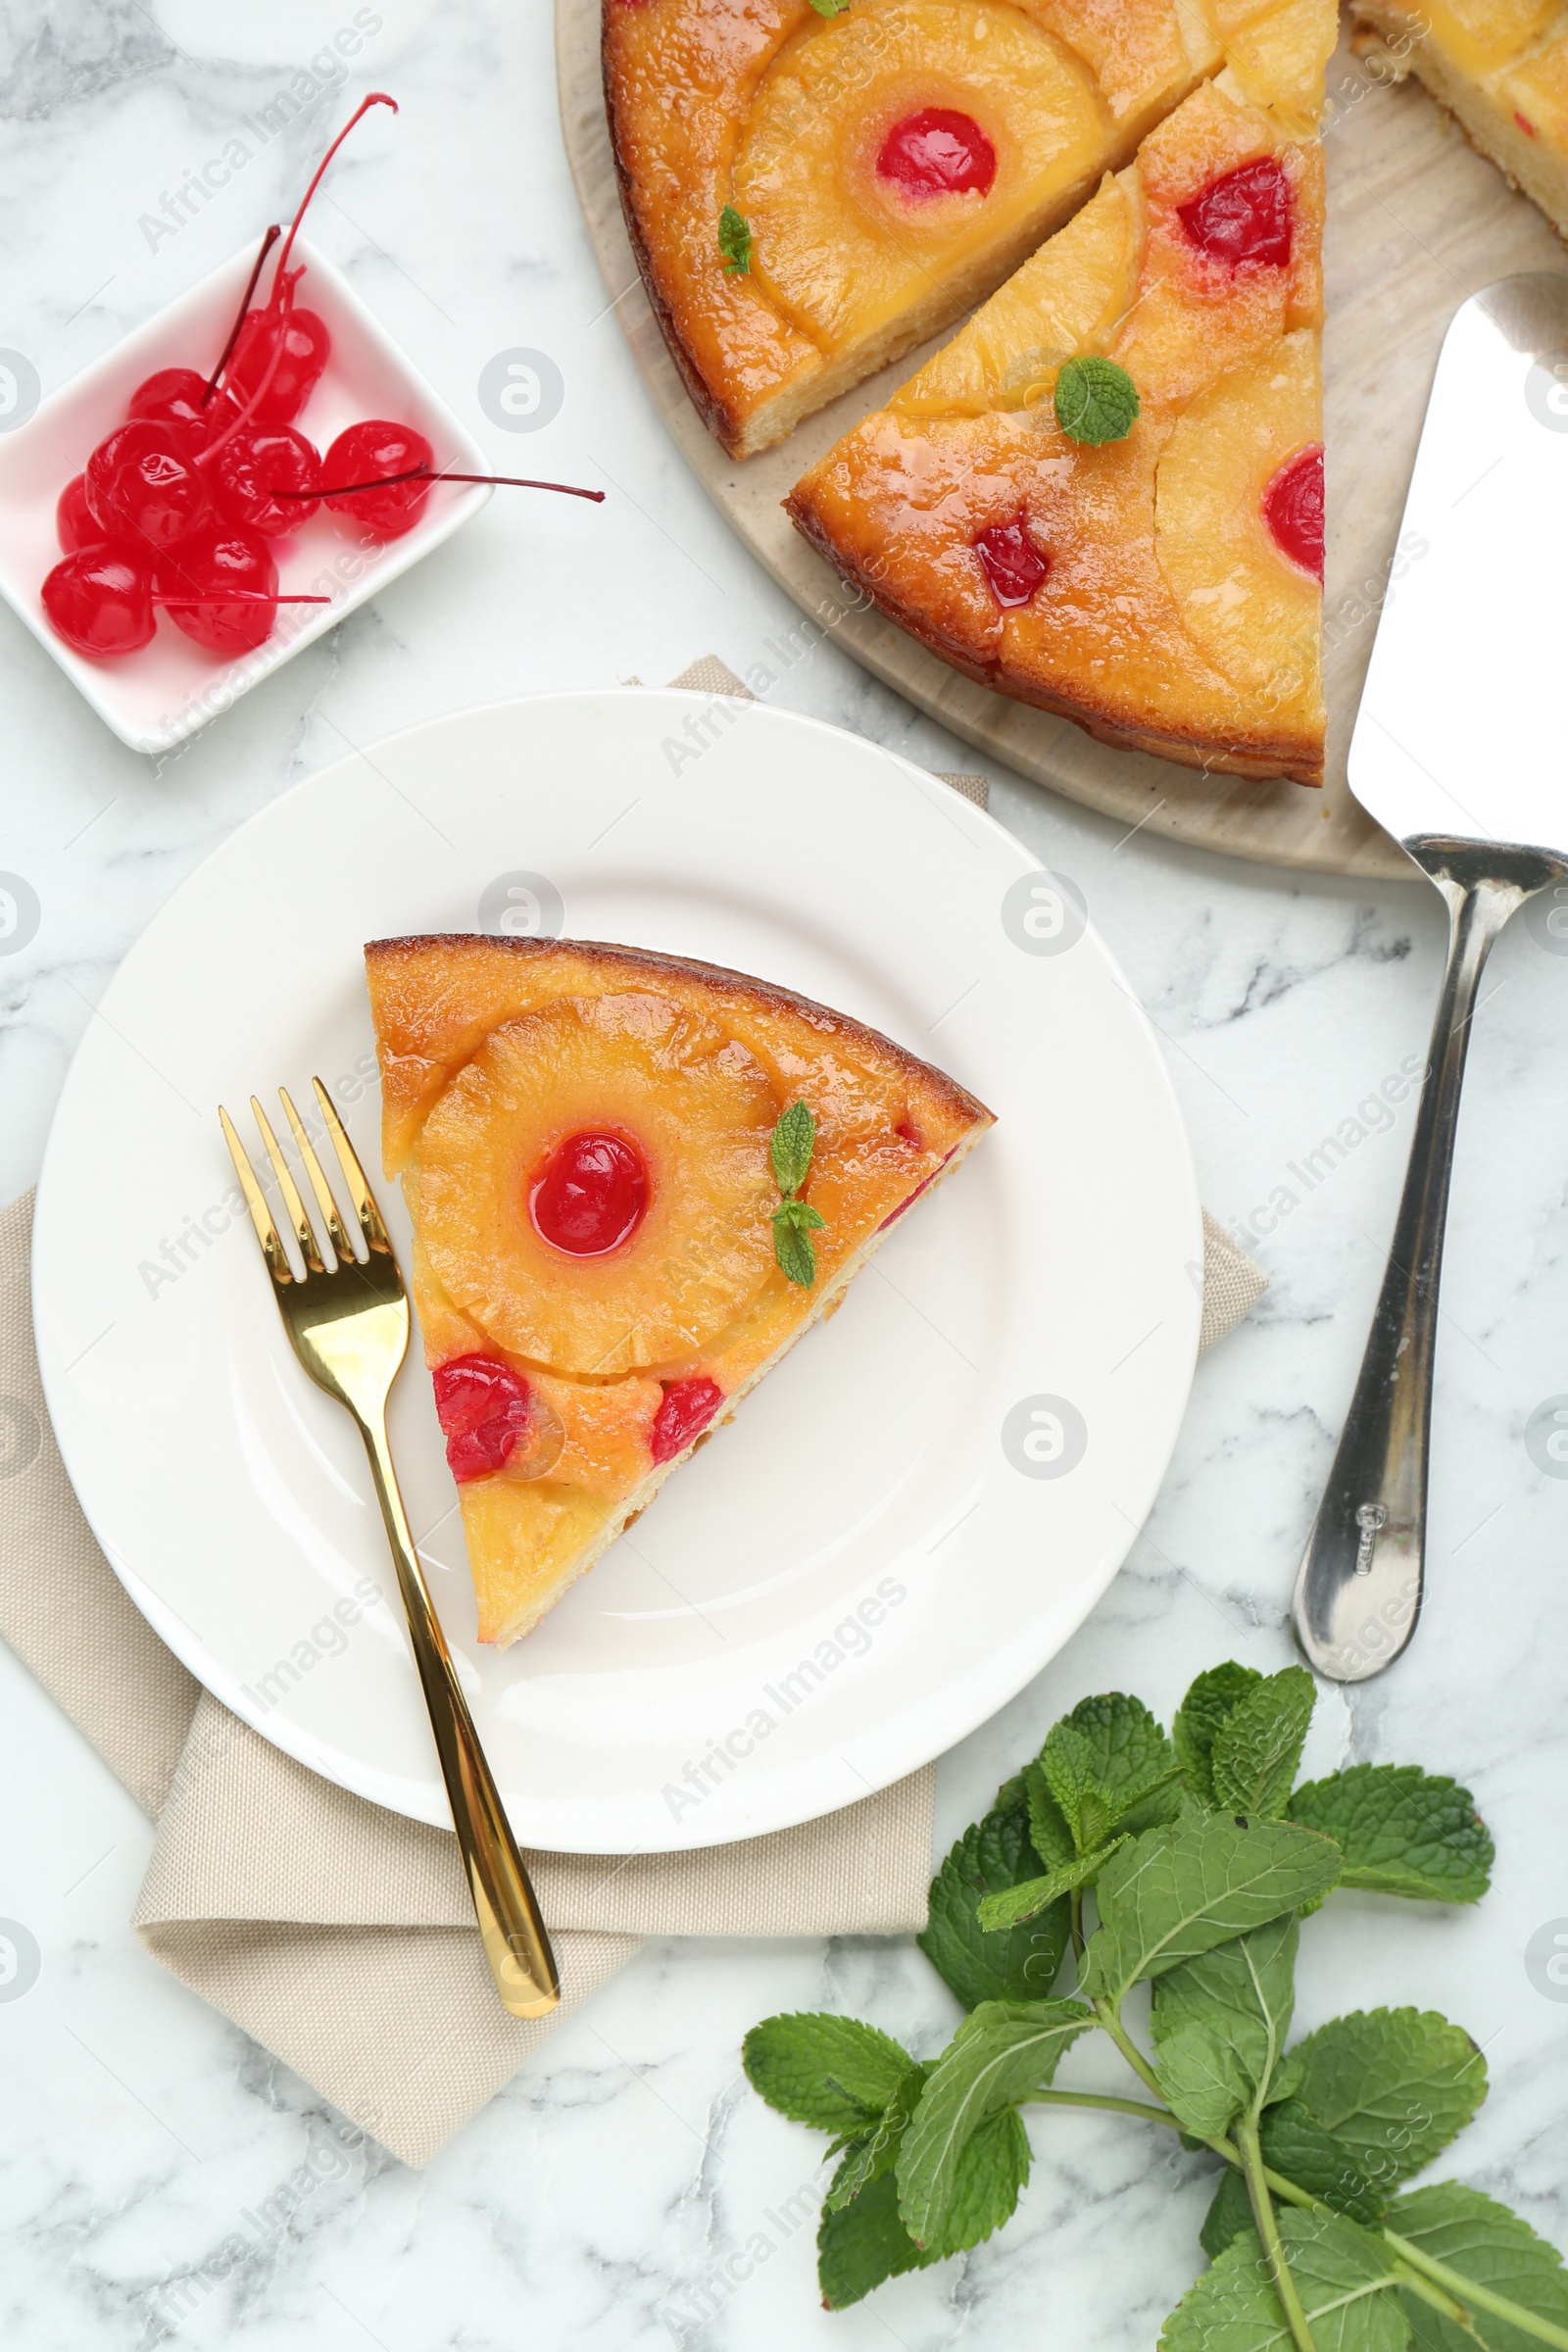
xmin=368 ymin=934 xmax=993 ymax=1646
xmin=603 ymin=0 xmax=1328 ymax=460
xmin=786 ymin=77 xmax=1328 ymax=783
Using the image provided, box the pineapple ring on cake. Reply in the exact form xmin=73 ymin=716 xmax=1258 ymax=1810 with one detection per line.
xmin=784 ymin=77 xmax=1328 ymax=784
xmin=604 ymin=0 xmax=1334 ymax=460
xmin=733 ymin=1 xmax=1108 ymax=355
xmin=410 ymin=991 xmax=780 ymax=1375
xmin=367 ymin=934 xmax=995 ymax=1646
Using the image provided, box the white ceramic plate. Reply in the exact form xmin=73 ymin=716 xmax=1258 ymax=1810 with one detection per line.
xmin=0 ymin=236 xmax=489 ymax=754
xmin=32 ymin=693 xmax=1200 ymax=1851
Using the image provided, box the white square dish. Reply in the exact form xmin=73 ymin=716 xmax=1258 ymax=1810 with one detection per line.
xmin=0 ymin=236 xmax=490 ymax=755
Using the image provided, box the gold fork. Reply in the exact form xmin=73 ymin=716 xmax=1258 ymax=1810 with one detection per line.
xmin=220 ymin=1077 xmax=560 ymax=2020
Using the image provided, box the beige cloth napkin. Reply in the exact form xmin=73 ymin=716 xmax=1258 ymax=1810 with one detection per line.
xmin=0 ymin=683 xmax=1268 ymax=2168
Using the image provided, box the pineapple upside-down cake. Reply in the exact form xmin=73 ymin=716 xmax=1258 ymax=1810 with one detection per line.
xmin=366 ymin=934 xmax=993 ymax=1648
xmin=603 ymin=0 xmax=1336 ymax=460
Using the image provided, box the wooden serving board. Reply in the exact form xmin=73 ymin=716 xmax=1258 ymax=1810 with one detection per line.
xmin=557 ymin=4 xmax=1566 ymax=878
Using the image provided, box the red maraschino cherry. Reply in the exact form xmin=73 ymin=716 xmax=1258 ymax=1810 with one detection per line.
xmin=530 ymin=1131 xmax=651 ymax=1255
xmin=321 ymin=419 xmax=434 ymax=537
xmin=126 ymin=367 xmax=212 ymax=456
xmin=877 ymin=108 xmax=996 ymax=199
xmin=156 ymin=524 xmax=285 ymax=653
xmin=1262 ymin=442 xmax=1324 ymax=580
xmin=218 ymin=300 xmax=332 ymax=429
xmin=209 ymin=425 xmax=321 ymax=535
xmin=84 ymin=419 xmax=209 ymax=552
xmin=973 ymin=511 xmax=1049 ymax=608
xmin=56 ymin=474 xmax=96 ymax=554
xmin=650 ymin=1377 xmax=723 ymax=1464
xmin=42 ymin=543 xmax=158 ymax=656
xmin=431 ymin=1353 xmax=533 ymax=1482
xmin=1178 ymin=158 xmax=1294 ymax=268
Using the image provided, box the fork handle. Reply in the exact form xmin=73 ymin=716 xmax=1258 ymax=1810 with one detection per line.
xmin=356 ymin=1412 xmax=561 ymax=2018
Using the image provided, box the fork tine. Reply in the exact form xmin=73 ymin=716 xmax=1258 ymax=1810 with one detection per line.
xmin=219 ymin=1105 xmax=293 ymax=1289
xmin=279 ymin=1086 xmax=357 ymax=1265
xmin=312 ymin=1076 xmax=392 ymax=1252
xmin=251 ymin=1094 xmax=325 ymax=1276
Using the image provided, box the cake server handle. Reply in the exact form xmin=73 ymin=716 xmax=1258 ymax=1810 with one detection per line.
xmin=1292 ymin=837 xmax=1560 ymax=1682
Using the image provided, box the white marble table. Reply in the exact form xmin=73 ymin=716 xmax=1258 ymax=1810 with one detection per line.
xmin=3 ymin=5 xmax=1566 ymax=2346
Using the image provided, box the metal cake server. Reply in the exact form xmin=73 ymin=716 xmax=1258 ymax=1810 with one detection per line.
xmin=1294 ymin=272 xmax=1568 ymax=1682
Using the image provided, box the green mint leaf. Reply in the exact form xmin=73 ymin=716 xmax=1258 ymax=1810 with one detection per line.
xmin=1210 ymin=1666 xmax=1318 ymax=1821
xmin=1038 ymin=1692 xmax=1182 ymax=1851
xmin=1152 ymin=2020 xmax=1254 ymax=2139
xmin=930 ymin=2104 xmax=1032 ymax=2255
xmin=824 ymin=2061 xmax=931 ymax=2212
xmin=1174 ymin=1662 xmax=1263 ymax=1806
xmin=1288 ymin=2008 xmax=1487 ymax=2191
xmin=1288 ymin=1764 xmax=1494 ymax=1904
xmin=1054 ymin=355 xmax=1140 ymax=446
xmin=1079 ymin=1818 xmax=1341 ymax=2006
xmin=807 ymin=0 xmax=852 ymax=15
xmin=742 ymin=2011 xmax=912 ymax=2132
xmin=1160 ymin=2209 xmax=1406 ymax=2352
xmin=975 ymin=1837 xmax=1129 ymax=1931
xmin=818 ymin=2169 xmax=937 ymax=2309
xmin=769 ymin=1099 xmax=816 ymax=1197
xmin=771 ymin=1198 xmax=823 ymax=1287
xmin=896 ymin=1999 xmax=1093 ymax=2253
xmin=1022 ymin=1759 xmax=1076 ymax=1868
xmin=919 ymin=1778 xmax=1072 ymax=2009
xmin=1030 ymin=1731 xmax=1102 ymax=1849
xmin=1257 ymin=2099 xmax=1386 ymax=2228
xmin=718 ymin=203 xmax=753 ymax=275
xmin=1151 ymin=1914 xmax=1298 ymax=2121
xmin=1200 ymin=2169 xmax=1256 ymax=2264
xmin=1390 ymin=2182 xmax=1568 ymax=2352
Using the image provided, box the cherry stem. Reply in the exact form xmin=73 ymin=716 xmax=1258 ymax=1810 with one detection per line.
xmin=202 ymin=224 xmax=280 ymax=407
xmin=277 ymin=466 xmax=606 ymax=503
xmin=151 ymin=593 xmax=330 ymax=608
xmin=271 ymin=92 xmax=398 ymax=296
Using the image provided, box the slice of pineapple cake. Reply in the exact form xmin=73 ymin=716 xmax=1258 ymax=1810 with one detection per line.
xmin=366 ymin=935 xmax=994 ymax=1647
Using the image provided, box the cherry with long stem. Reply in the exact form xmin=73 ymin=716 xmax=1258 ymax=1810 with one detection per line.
xmin=203 ymin=95 xmax=400 ymax=459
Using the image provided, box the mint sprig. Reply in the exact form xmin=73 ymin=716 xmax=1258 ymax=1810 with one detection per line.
xmin=1054 ymin=354 xmax=1140 ymax=446
xmin=717 ymin=203 xmax=753 ymax=276
xmin=769 ymin=1100 xmax=823 ymax=1286
xmin=807 ymin=0 xmax=853 ymax=14
xmin=740 ymin=1657 xmax=1562 ymax=2351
